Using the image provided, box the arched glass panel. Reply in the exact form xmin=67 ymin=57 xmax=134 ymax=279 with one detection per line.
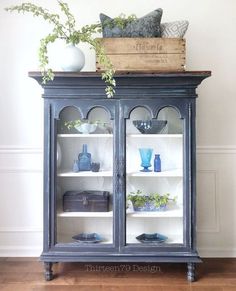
xmin=126 ymin=106 xmax=184 ymax=245
xmin=56 ymin=106 xmax=114 ymax=245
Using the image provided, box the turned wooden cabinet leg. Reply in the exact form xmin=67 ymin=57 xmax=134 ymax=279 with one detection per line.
xmin=44 ymin=262 xmax=53 ymax=281
xmin=187 ymin=262 xmax=196 ymax=282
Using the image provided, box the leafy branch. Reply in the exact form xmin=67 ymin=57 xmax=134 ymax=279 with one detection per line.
xmin=5 ymin=1 xmax=116 ymax=97
xmin=92 ymin=38 xmax=116 ymax=98
xmin=58 ymin=1 xmax=76 ymax=36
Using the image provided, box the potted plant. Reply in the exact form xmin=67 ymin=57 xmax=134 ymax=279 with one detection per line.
xmin=5 ymin=1 xmax=116 ymax=98
xmin=127 ymin=190 xmax=176 ymax=211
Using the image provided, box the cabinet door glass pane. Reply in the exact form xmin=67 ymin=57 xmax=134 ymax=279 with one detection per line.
xmin=126 ymin=107 xmax=183 ymax=245
xmin=56 ymin=106 xmax=114 ymax=245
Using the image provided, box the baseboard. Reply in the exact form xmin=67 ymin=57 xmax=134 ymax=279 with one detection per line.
xmin=199 ymin=248 xmax=236 ymax=257
xmin=0 ymin=246 xmax=42 ymax=257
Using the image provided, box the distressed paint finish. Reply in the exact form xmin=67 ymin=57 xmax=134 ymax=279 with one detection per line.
xmin=29 ymin=71 xmax=211 ymax=281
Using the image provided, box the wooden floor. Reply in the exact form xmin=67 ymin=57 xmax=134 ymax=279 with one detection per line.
xmin=0 ymin=258 xmax=235 ymax=291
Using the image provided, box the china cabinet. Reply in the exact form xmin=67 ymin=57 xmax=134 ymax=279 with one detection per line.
xmin=29 ymin=71 xmax=211 ymax=282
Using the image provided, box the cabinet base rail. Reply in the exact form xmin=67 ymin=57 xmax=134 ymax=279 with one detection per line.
xmin=41 ymin=252 xmax=201 ymax=263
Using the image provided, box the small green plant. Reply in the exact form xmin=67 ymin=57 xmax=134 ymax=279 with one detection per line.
xmin=127 ymin=190 xmax=176 ymax=209
xmin=5 ymin=1 xmax=115 ymax=98
xmin=150 ymin=192 xmax=176 ymax=208
xmin=104 ymin=13 xmax=137 ymax=29
xmin=127 ymin=190 xmax=146 ymax=208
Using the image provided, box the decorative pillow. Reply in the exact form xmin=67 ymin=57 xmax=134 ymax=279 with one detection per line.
xmin=161 ymin=20 xmax=189 ymax=38
xmin=100 ymin=9 xmax=163 ymax=38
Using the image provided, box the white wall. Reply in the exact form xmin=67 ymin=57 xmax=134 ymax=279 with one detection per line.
xmin=0 ymin=0 xmax=236 ymax=257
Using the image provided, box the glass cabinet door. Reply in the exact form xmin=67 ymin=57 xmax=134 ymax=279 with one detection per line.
xmin=55 ymin=105 xmax=114 ymax=246
xmin=125 ymin=106 xmax=184 ymax=246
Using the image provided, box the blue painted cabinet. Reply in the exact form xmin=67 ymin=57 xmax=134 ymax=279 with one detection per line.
xmin=30 ymin=71 xmax=211 ymax=281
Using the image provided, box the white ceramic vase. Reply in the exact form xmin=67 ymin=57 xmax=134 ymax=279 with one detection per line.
xmin=60 ymin=44 xmax=85 ymax=72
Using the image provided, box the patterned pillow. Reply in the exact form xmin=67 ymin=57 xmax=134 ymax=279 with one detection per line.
xmin=161 ymin=20 xmax=189 ymax=38
xmin=100 ymin=9 xmax=163 ymax=38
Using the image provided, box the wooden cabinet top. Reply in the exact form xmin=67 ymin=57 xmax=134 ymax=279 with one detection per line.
xmin=29 ymin=71 xmax=211 ymax=79
xmin=29 ymin=71 xmax=211 ymax=99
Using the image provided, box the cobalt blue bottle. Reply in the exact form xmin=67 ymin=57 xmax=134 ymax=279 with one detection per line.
xmin=78 ymin=144 xmax=91 ymax=171
xmin=154 ymin=154 xmax=161 ymax=172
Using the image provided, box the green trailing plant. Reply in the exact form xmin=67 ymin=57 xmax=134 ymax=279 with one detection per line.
xmin=5 ymin=1 xmax=116 ymax=98
xmin=127 ymin=190 xmax=176 ymax=209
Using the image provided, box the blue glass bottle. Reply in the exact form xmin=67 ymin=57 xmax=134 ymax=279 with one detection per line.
xmin=154 ymin=154 xmax=161 ymax=172
xmin=78 ymin=144 xmax=91 ymax=171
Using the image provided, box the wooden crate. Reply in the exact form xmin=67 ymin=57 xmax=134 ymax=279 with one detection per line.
xmin=96 ymin=38 xmax=186 ymax=72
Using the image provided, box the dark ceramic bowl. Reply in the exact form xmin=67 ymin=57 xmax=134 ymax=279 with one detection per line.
xmin=133 ymin=120 xmax=167 ymax=134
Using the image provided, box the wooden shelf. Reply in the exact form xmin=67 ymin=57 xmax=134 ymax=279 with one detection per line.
xmin=58 ymin=211 xmax=113 ymax=218
xmin=127 ymin=208 xmax=183 ymax=218
xmin=58 ymin=170 xmax=182 ymax=177
xmin=127 ymin=169 xmax=183 ymax=177
xmin=127 ymin=134 xmax=183 ymax=138
xmin=57 ymin=170 xmax=113 ymax=177
xmin=57 ymin=134 xmax=181 ymax=138
xmin=57 ymin=209 xmax=182 ymax=218
xmin=57 ymin=134 xmax=113 ymax=138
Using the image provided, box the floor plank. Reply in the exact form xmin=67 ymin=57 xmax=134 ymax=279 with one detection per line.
xmin=0 ymin=259 xmax=235 ymax=290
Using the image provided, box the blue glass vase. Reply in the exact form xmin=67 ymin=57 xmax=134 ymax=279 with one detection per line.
xmin=139 ymin=148 xmax=153 ymax=172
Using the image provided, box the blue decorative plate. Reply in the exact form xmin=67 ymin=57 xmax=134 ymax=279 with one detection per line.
xmin=136 ymin=233 xmax=168 ymax=243
xmin=72 ymin=233 xmax=102 ymax=243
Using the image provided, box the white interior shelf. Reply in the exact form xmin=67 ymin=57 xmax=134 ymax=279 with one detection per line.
xmin=58 ymin=211 xmax=113 ymax=218
xmin=57 ymin=134 xmax=181 ymax=138
xmin=127 ymin=169 xmax=183 ymax=177
xmin=57 ymin=134 xmax=113 ymax=138
xmin=57 ymin=209 xmax=183 ymax=218
xmin=58 ymin=169 xmax=182 ymax=177
xmin=57 ymin=171 xmax=113 ymax=177
xmin=127 ymin=208 xmax=183 ymax=218
xmin=127 ymin=134 xmax=183 ymax=138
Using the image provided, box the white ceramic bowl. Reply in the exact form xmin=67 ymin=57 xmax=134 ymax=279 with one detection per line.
xmin=75 ymin=123 xmax=97 ymax=134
